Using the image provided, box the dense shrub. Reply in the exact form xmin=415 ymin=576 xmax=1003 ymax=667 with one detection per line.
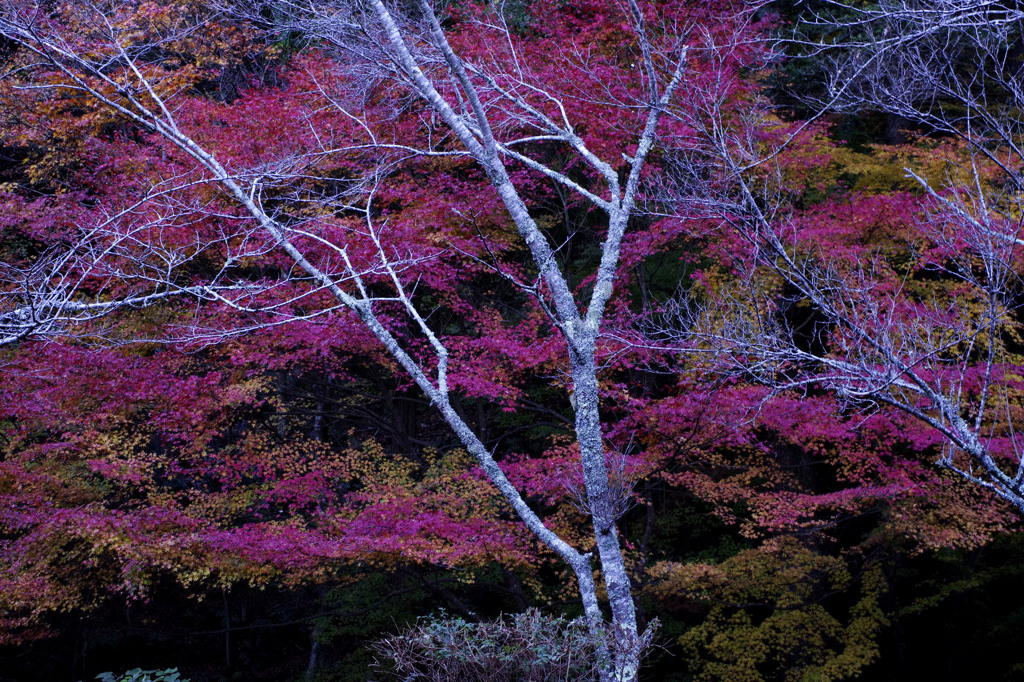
xmin=371 ymin=610 xmax=610 ymax=681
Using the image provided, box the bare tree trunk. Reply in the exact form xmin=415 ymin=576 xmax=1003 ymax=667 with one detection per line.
xmin=571 ymin=344 xmax=641 ymax=676
xmin=222 ymin=587 xmax=232 ymax=671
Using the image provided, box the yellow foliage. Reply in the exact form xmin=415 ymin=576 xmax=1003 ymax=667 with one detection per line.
xmin=647 ymin=538 xmax=888 ymax=682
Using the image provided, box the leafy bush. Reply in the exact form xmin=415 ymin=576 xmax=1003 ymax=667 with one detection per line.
xmin=371 ymin=609 xmax=609 ymax=681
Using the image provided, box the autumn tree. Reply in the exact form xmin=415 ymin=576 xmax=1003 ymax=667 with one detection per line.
xmin=662 ymin=0 xmax=1024 ymax=515
xmin=6 ymin=3 xmax=1024 ymax=680
xmin=0 ymin=1 xmax=779 ymax=678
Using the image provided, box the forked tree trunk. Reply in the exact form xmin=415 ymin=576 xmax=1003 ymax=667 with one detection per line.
xmin=0 ymin=1 xmax=685 ymax=678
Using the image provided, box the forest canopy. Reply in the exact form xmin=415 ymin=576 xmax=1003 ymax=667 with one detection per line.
xmin=0 ymin=1 xmax=1022 ymax=680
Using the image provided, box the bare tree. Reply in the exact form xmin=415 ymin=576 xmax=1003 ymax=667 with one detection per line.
xmin=0 ymin=0 xmax=724 ymax=678
xmin=665 ymin=0 xmax=1024 ymax=514
xmin=0 ymin=235 xmax=151 ymax=346
xmin=0 ymin=178 xmax=301 ymax=347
